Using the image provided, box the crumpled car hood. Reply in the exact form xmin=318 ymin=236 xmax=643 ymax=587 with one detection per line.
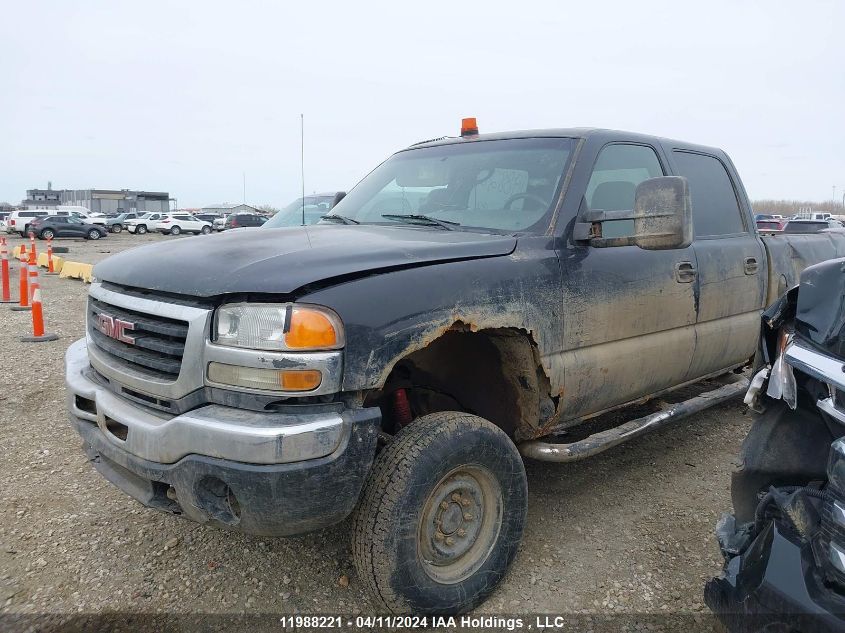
xmin=93 ymin=224 xmax=517 ymax=297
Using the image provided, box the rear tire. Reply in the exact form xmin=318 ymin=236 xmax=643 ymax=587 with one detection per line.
xmin=351 ymin=412 xmax=527 ymax=614
xmin=136 ymin=224 xmax=148 ymax=235
xmin=40 ymin=229 xmax=55 ymax=240
xmin=111 ymin=224 xmax=122 ymax=233
xmin=170 ymin=226 xmax=181 ymax=235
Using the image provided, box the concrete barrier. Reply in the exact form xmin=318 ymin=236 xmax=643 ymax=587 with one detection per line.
xmin=37 ymin=252 xmax=65 ymax=273
xmin=59 ymin=261 xmax=94 ymax=283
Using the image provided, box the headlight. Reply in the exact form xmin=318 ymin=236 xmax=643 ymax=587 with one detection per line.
xmin=213 ymin=303 xmax=344 ymax=351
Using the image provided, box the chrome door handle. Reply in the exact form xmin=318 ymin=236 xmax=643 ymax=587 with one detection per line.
xmin=675 ymin=261 xmax=697 ymax=283
xmin=744 ymin=257 xmax=759 ymax=275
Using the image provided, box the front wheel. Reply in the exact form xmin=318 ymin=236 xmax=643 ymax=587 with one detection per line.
xmin=111 ymin=224 xmax=122 ymax=233
xmin=200 ymin=225 xmax=212 ymax=234
xmin=135 ymin=224 xmax=148 ymax=234
xmin=351 ymin=412 xmax=527 ymax=614
xmin=170 ymin=225 xmax=181 ymax=235
xmin=87 ymin=229 xmax=101 ymax=240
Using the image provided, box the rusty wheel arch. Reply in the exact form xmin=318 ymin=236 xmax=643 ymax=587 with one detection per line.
xmin=366 ymin=321 xmax=556 ymax=440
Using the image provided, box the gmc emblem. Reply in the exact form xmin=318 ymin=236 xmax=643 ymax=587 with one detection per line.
xmin=96 ymin=313 xmax=136 ymax=344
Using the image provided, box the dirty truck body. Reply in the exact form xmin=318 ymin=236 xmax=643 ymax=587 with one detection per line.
xmin=65 ymin=128 xmax=845 ymax=613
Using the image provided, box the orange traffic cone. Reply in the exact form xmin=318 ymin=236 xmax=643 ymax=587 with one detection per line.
xmin=20 ymin=265 xmax=58 ymax=342
xmin=11 ymin=255 xmax=30 ymax=311
xmin=29 ymin=232 xmax=37 ymax=261
xmin=0 ymin=238 xmax=13 ymax=304
xmin=27 ymin=246 xmax=38 ymax=303
xmin=46 ymin=237 xmax=58 ymax=275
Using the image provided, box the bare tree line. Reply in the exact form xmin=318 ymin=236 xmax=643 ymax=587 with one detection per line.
xmin=753 ymin=199 xmax=845 ymax=215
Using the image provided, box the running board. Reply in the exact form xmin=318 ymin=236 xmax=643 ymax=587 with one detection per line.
xmin=518 ymin=379 xmax=748 ymax=463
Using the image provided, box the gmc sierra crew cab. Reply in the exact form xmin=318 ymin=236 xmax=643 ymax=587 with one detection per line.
xmin=65 ymin=126 xmax=845 ymax=614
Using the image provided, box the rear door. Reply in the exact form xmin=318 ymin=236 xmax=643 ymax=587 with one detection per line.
xmin=668 ymin=149 xmax=766 ymax=378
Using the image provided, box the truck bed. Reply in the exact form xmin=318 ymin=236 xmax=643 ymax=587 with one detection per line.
xmin=762 ymin=232 xmax=845 ymax=305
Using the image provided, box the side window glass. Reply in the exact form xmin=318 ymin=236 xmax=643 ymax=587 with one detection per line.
xmin=672 ymin=151 xmax=745 ymax=237
xmin=585 ymin=144 xmax=664 ymax=238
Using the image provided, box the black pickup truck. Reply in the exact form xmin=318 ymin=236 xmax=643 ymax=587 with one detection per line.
xmin=65 ymin=126 xmax=845 ymax=614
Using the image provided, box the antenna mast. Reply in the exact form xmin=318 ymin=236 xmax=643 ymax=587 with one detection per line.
xmin=301 ymin=114 xmax=305 ymax=226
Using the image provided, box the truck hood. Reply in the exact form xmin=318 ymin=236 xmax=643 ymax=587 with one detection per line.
xmin=93 ymin=224 xmax=517 ymax=297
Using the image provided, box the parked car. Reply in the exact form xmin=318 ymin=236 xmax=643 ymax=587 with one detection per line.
xmin=212 ymin=215 xmax=228 ymax=231
xmin=124 ymin=212 xmax=166 ymax=234
xmin=28 ymin=215 xmax=108 ymax=240
xmin=783 ymin=219 xmax=843 ymax=233
xmin=222 ymin=213 xmax=267 ymax=230
xmin=6 ymin=209 xmax=49 ymax=236
xmin=154 ymin=213 xmax=213 ymax=235
xmin=53 ymin=206 xmax=107 ymax=226
xmin=706 ymin=257 xmax=845 ymax=632
xmin=66 ymin=126 xmax=845 ymax=614
xmin=105 ymin=212 xmax=140 ymax=233
xmin=755 ymin=218 xmax=786 ymax=232
xmin=0 ymin=211 xmax=9 ymax=233
xmin=263 ymin=192 xmax=346 ymax=228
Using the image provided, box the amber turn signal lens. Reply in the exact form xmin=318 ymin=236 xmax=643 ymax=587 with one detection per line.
xmin=285 ymin=308 xmax=338 ymax=349
xmin=279 ymin=369 xmax=322 ymax=391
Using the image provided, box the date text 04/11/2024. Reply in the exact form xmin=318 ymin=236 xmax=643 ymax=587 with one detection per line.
xmin=278 ymin=615 xmax=581 ymax=630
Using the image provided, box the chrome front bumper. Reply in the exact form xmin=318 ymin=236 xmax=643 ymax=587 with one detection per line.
xmin=66 ymin=338 xmax=348 ymax=465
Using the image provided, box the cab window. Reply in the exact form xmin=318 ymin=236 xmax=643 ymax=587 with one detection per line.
xmin=585 ymin=144 xmax=664 ymax=238
xmin=672 ymin=151 xmax=745 ymax=237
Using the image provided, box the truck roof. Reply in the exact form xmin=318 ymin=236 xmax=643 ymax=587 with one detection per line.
xmin=406 ymin=128 xmax=726 ymax=158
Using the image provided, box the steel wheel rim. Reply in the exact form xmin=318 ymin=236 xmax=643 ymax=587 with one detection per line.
xmin=417 ymin=464 xmax=503 ymax=584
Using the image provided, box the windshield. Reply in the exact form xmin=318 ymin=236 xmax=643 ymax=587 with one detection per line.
xmin=326 ymin=138 xmax=574 ymax=233
xmin=263 ymin=196 xmax=336 ymax=228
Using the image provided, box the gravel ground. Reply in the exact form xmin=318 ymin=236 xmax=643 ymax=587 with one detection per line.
xmin=0 ymin=231 xmax=748 ymax=628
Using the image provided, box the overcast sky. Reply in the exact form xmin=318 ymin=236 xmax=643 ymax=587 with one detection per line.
xmin=1 ymin=1 xmax=843 ymax=208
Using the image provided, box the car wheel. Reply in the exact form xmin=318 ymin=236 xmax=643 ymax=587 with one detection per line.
xmin=352 ymin=411 xmax=527 ymax=614
xmin=111 ymin=224 xmax=122 ymax=233
xmin=87 ymin=229 xmax=101 ymax=240
xmin=40 ymin=229 xmax=55 ymax=240
xmin=170 ymin=226 xmax=181 ymax=235
xmin=136 ymin=224 xmax=148 ymax=234
xmin=201 ymin=225 xmax=212 ymax=234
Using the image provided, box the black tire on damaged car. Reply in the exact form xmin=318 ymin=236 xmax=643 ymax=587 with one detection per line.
xmin=351 ymin=411 xmax=527 ymax=615
xmin=87 ymin=228 xmax=102 ymax=240
xmin=111 ymin=224 xmax=122 ymax=233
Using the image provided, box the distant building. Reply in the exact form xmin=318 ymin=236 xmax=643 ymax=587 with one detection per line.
xmin=22 ymin=185 xmax=171 ymax=214
xmin=201 ymin=203 xmax=259 ymax=215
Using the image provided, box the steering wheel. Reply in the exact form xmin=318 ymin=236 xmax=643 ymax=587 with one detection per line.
xmin=503 ymin=193 xmax=549 ymax=211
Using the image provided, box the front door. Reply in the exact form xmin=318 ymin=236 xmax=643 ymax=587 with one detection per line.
xmin=558 ymin=143 xmax=699 ymax=422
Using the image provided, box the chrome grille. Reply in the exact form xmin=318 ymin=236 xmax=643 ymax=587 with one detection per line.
xmin=88 ymin=296 xmax=188 ymax=379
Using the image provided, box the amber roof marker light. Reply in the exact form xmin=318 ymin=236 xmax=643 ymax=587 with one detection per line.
xmin=460 ymin=117 xmax=479 ymax=137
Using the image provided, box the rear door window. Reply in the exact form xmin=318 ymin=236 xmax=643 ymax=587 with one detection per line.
xmin=672 ymin=151 xmax=745 ymax=237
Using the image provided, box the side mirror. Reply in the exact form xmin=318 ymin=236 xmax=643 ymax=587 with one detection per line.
xmin=573 ymin=176 xmax=693 ymax=250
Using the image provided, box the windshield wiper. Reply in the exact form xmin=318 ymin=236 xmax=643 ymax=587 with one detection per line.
xmin=381 ymin=214 xmax=459 ymax=230
xmin=320 ymin=214 xmax=359 ymax=225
